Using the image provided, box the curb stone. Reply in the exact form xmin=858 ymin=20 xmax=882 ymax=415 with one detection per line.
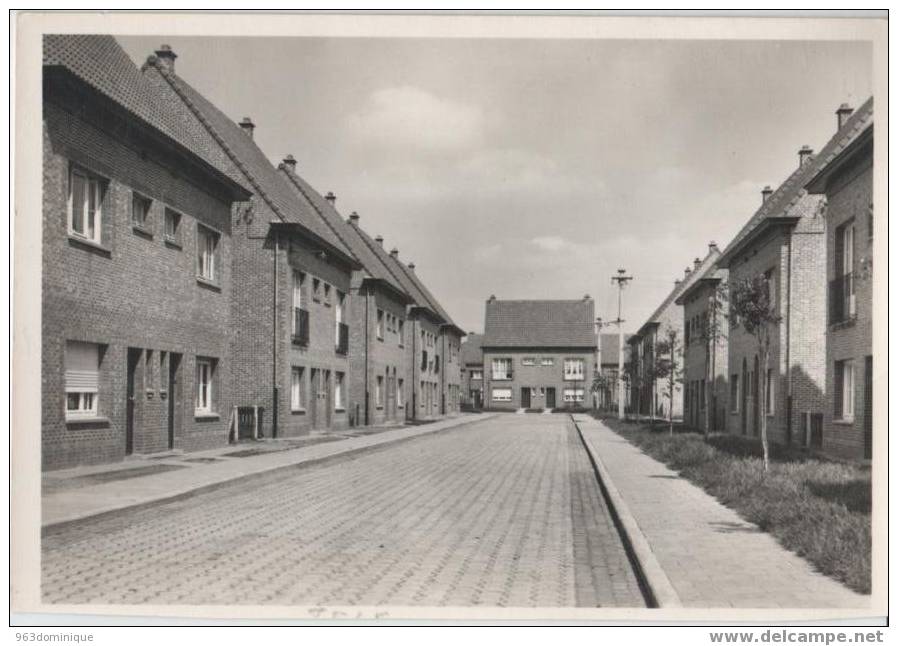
xmin=571 ymin=415 xmax=683 ymax=609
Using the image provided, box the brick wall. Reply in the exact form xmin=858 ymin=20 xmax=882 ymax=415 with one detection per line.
xmin=681 ymin=282 xmax=729 ymax=431
xmin=43 ymin=100 xmax=236 ymax=470
xmin=482 ymin=349 xmax=595 ymax=411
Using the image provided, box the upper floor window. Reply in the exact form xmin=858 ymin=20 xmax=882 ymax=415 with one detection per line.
xmin=68 ymin=165 xmax=105 ymax=244
xmin=540 ymin=357 xmax=554 ymax=366
xmin=376 ymin=309 xmax=385 ymax=340
xmin=491 ymin=358 xmax=512 ymax=380
xmin=164 ymin=208 xmax=182 ymax=245
xmin=131 ymin=192 xmax=152 ymax=230
xmin=763 ymin=268 xmax=777 ymax=313
xmin=292 ymin=270 xmax=305 ymax=310
xmin=398 ymin=319 xmax=405 ymax=346
xmin=323 ymin=282 xmax=332 ymax=305
xmin=563 ymin=358 xmax=585 ymax=381
xmin=197 ymin=225 xmax=220 ymax=282
xmin=312 ymin=278 xmax=321 ymax=302
xmin=522 ymin=357 xmax=536 ymax=366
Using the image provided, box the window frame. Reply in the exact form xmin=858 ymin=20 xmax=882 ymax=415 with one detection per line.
xmin=491 ymin=357 xmax=512 ymax=380
xmin=195 ymin=357 xmax=214 ymax=415
xmin=196 ymin=223 xmax=220 ymax=283
xmin=131 ymin=191 xmax=152 ymax=231
xmin=65 ymin=340 xmax=101 ymax=420
xmin=163 ymin=207 xmax=183 ymax=246
xmin=291 ymin=366 xmax=305 ymax=412
xmin=67 ymin=164 xmax=105 ymax=244
xmin=563 ymin=358 xmax=585 ymax=381
xmin=491 ymin=387 xmax=512 ymax=402
xmin=334 ymin=371 xmax=345 ymax=411
xmin=376 ymin=375 xmax=384 ymax=408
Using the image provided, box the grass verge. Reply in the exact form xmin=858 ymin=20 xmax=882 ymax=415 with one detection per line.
xmin=597 ymin=415 xmax=871 ymax=594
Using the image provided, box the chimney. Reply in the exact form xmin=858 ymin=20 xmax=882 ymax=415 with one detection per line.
xmin=325 ymin=191 xmax=336 ymax=204
xmin=674 ymin=278 xmax=683 ymax=288
xmin=684 ymin=266 xmax=692 ymax=279
xmin=239 ymin=117 xmax=255 ymax=139
xmin=583 ymin=294 xmax=591 ymax=301
xmin=761 ymin=185 xmax=773 ymax=203
xmin=708 ymin=240 xmax=719 ymax=254
xmin=798 ymin=145 xmax=814 ymax=167
xmin=375 ymin=235 xmax=384 ymax=247
xmin=154 ymin=44 xmax=177 ymax=73
xmin=390 ymin=248 xmax=399 ymax=259
xmin=281 ymin=154 xmax=296 ymax=173
xmin=408 ymin=262 xmax=416 ymax=271
xmin=693 ymin=257 xmax=702 ymax=270
xmin=836 ymin=103 xmax=854 ymax=131
xmin=347 ymin=211 xmax=360 ymax=226
xmin=488 ymin=295 xmax=497 ymax=302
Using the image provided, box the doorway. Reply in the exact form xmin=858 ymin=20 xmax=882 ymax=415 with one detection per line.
xmin=521 ymin=387 xmax=531 ymax=409
xmin=167 ymin=352 xmax=182 ymax=449
xmin=546 ymin=387 xmax=556 ymax=409
xmin=309 ymin=368 xmax=320 ymax=429
xmin=324 ymin=370 xmax=332 ymax=428
xmin=126 ymin=348 xmax=141 ymax=455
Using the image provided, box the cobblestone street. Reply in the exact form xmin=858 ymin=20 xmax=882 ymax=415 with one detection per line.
xmin=42 ymin=415 xmax=645 ymax=608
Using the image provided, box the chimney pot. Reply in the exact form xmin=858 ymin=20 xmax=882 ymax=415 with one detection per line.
xmin=375 ymin=235 xmax=383 ymax=247
xmin=488 ymin=295 xmax=496 ymax=301
xmin=154 ymin=44 xmax=177 ymax=73
xmin=390 ymin=248 xmax=399 ymax=259
xmin=798 ymin=145 xmax=814 ymax=167
xmin=239 ymin=117 xmax=255 ymax=139
xmin=709 ymin=240 xmax=719 ymax=253
xmin=408 ymin=262 xmax=416 ymax=271
xmin=325 ymin=191 xmax=336 ymax=203
xmin=684 ymin=267 xmax=692 ymax=278
xmin=762 ymin=185 xmax=773 ymax=203
xmin=348 ymin=211 xmax=360 ymax=225
xmin=583 ymin=294 xmax=591 ymax=300
xmin=693 ymin=257 xmax=702 ymax=270
xmin=282 ymin=154 xmax=296 ymax=172
xmin=836 ymin=103 xmax=854 ymax=130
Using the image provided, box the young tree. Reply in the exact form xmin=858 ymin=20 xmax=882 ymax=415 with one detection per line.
xmin=624 ymin=345 xmax=641 ymax=419
xmin=696 ymin=282 xmax=729 ymax=436
xmin=729 ymin=275 xmax=781 ymax=471
xmin=654 ymin=326 xmax=683 ymax=435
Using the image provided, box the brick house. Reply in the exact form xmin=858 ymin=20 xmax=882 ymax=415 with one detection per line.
xmin=595 ymin=333 xmax=631 ymax=413
xmin=42 ymin=36 xmax=252 ymax=469
xmin=628 ymin=248 xmax=720 ymax=420
xmin=675 ymin=249 xmax=728 ymax=432
xmin=805 ymin=99 xmax=874 ymax=460
xmin=460 ymin=332 xmax=484 ymax=409
xmin=481 ymin=297 xmax=597 ymax=411
xmin=380 ymin=248 xmax=465 ymax=419
xmin=277 ymin=168 xmax=416 ymax=428
xmin=717 ymin=145 xmax=827 ymax=447
xmin=140 ymin=44 xmax=361 ymax=439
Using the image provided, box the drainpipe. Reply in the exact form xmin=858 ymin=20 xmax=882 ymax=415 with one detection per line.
xmin=364 ymin=285 xmax=370 ymax=426
xmin=411 ymin=316 xmax=417 ymax=420
xmin=271 ymin=231 xmax=280 ymax=439
xmin=785 ymin=232 xmax=793 ymax=443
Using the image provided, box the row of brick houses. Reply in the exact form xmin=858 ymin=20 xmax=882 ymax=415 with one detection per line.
xmin=42 ymin=35 xmax=463 ymax=470
xmin=641 ymin=98 xmax=874 ymax=461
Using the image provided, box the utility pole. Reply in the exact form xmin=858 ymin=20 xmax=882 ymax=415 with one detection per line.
xmin=611 ymin=268 xmax=633 ymax=420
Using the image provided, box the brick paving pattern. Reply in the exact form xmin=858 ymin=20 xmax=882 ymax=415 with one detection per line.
xmin=574 ymin=415 xmax=870 ymax=609
xmin=42 ymin=415 xmax=644 ymax=607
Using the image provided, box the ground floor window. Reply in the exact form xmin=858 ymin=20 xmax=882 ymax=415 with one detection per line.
xmin=376 ymin=376 xmax=384 ymax=408
xmin=291 ymin=367 xmax=305 ymax=411
xmin=334 ymin=372 xmax=345 ymax=410
xmin=563 ymin=388 xmax=585 ymax=403
xmin=65 ymin=340 xmax=101 ymax=419
xmin=730 ymin=375 xmax=739 ymax=412
xmin=397 ymin=379 xmax=404 ymax=407
xmin=835 ymin=359 xmax=855 ymax=421
xmin=492 ymin=388 xmax=512 ymax=402
xmin=765 ymin=369 xmax=774 ymax=415
xmin=195 ymin=357 xmax=216 ymax=414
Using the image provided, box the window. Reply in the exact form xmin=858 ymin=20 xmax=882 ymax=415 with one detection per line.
xmin=492 ymin=388 xmax=512 ymax=402
xmin=700 ymin=378 xmax=705 ymax=410
xmin=195 ymin=358 xmax=215 ymax=414
xmin=730 ymin=375 xmax=739 ymax=412
xmin=335 ymin=372 xmax=345 ymax=410
xmin=68 ymin=166 xmax=105 ymax=243
xmin=491 ymin=358 xmax=512 ymax=380
xmin=434 ymin=355 xmax=440 ymax=374
xmin=131 ymin=192 xmax=152 ymax=229
xmin=540 ymin=357 xmax=554 ymax=366
xmin=764 ymin=268 xmax=777 ymax=312
xmin=164 ymin=208 xmax=181 ymax=243
xmin=291 ymin=367 xmax=305 ymax=411
xmin=397 ymin=379 xmax=404 ymax=408
xmin=563 ymin=388 xmax=585 ymax=403
xmin=312 ymin=278 xmax=321 ymax=302
xmin=471 ymin=370 xmax=483 ymax=380
xmin=65 ymin=341 xmax=100 ymax=418
xmin=335 ymin=290 xmax=346 ymax=349
xmin=323 ymin=282 xmax=332 ymax=305
xmin=145 ymin=349 xmax=155 ymax=393
xmin=522 ymin=357 xmax=536 ymax=366
xmin=765 ymin=369 xmax=774 ymax=414
xmin=835 ymin=359 xmax=855 ymax=421
xmin=398 ymin=319 xmax=405 ymax=346
xmin=420 ymin=381 xmax=425 ymax=406
xmin=197 ymin=225 xmax=219 ymax=282
xmin=563 ymin=358 xmax=585 ymax=381
xmin=159 ymin=351 xmax=168 ymax=397
xmin=292 ymin=270 xmax=305 ymax=311
xmin=376 ymin=310 xmax=385 ymax=340
xmin=376 ymin=376 xmax=384 ymax=408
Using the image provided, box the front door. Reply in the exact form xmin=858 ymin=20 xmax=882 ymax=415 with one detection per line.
xmin=864 ymin=356 xmax=872 ymax=459
xmin=546 ymin=387 xmax=556 ymax=408
xmin=324 ymin=370 xmax=332 ymax=428
xmin=309 ymin=369 xmax=320 ymax=429
xmin=167 ymin=353 xmax=182 ymax=449
xmin=521 ymin=387 xmax=532 ymax=409
xmin=126 ymin=348 xmax=140 ymax=455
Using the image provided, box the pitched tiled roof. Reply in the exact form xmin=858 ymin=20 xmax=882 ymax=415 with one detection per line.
xmin=483 ymin=299 xmax=597 ymax=348
xmin=675 ymin=259 xmax=725 ymax=304
xmin=141 ymin=55 xmax=356 ymax=262
xmin=806 ymin=98 xmax=874 ymax=192
xmin=392 ymin=259 xmax=460 ymax=331
xmin=43 ymin=35 xmax=249 ymax=196
xmin=279 ymin=169 xmax=409 ymax=299
xmin=460 ymin=333 xmax=484 ymax=366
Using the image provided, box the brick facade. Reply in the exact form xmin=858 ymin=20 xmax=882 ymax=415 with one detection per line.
xmin=482 ymin=349 xmax=596 ymax=411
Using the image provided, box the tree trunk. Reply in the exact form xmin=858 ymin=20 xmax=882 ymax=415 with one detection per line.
xmin=760 ymin=342 xmax=770 ymax=471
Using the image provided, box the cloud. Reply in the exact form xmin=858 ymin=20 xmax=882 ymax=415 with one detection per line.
xmin=530 ymin=236 xmax=569 ymax=252
xmin=345 ymin=86 xmax=484 ymax=152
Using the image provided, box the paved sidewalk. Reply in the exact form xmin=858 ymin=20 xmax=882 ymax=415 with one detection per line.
xmin=573 ymin=415 xmax=870 ymax=609
xmin=42 ymin=414 xmax=493 ymax=528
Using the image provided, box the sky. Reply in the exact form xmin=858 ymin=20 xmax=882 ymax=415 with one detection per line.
xmin=119 ymin=36 xmax=872 ymax=334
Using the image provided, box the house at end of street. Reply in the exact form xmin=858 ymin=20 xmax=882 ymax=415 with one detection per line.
xmin=481 ymin=296 xmax=597 ymax=411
